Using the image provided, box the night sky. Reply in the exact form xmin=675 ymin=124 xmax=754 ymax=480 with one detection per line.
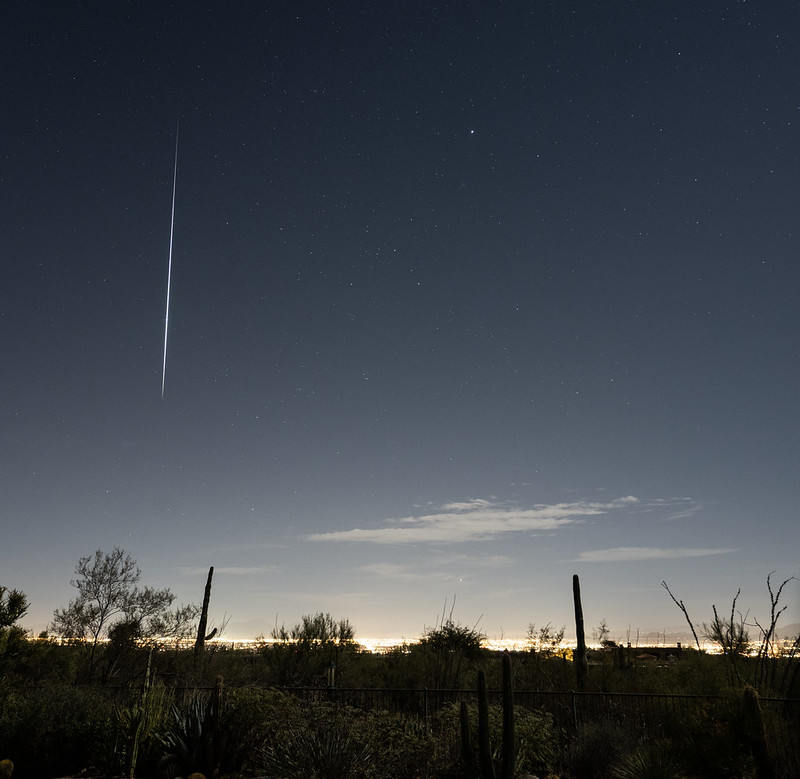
xmin=3 ymin=2 xmax=799 ymax=642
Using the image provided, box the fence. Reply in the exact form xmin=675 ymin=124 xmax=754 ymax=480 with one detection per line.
xmin=275 ymin=686 xmax=800 ymax=777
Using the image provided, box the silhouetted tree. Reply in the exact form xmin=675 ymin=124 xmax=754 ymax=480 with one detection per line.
xmin=0 ymin=585 xmax=29 ymax=674
xmin=51 ymin=547 xmax=198 ymax=680
xmin=0 ymin=586 xmax=28 ymax=629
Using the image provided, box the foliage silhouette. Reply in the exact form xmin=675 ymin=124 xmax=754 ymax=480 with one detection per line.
xmin=50 ymin=548 xmax=198 ymax=681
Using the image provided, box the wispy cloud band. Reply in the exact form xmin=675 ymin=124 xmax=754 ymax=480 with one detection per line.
xmin=308 ymin=496 xmax=639 ymax=545
xmin=576 ymin=547 xmax=736 ymax=562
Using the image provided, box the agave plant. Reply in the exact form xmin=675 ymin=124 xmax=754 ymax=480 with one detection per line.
xmin=114 ymin=684 xmax=172 ymax=778
xmin=260 ymin=706 xmax=375 ymax=779
xmin=159 ymin=684 xmax=226 ymax=779
xmin=610 ymin=741 xmax=687 ymax=779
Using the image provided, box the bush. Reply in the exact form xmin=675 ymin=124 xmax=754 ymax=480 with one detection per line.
xmin=0 ymin=685 xmax=115 ymax=778
xmin=222 ymin=686 xmax=299 ymax=771
xmin=354 ymin=709 xmax=438 ymax=778
xmin=255 ymin=698 xmax=439 ymax=778
xmin=676 ymin=698 xmax=756 ymax=778
xmin=567 ymin=720 xmax=636 ymax=779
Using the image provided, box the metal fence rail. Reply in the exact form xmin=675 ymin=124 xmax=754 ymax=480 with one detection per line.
xmin=276 ymin=686 xmax=800 ymax=777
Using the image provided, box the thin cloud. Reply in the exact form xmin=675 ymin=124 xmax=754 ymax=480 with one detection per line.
xmin=178 ymin=565 xmax=275 ymax=576
xmin=360 ymin=562 xmax=452 ymax=581
xmin=576 ymin=547 xmax=737 ymax=562
xmin=308 ymin=497 xmax=639 ymax=545
xmin=664 ymin=504 xmax=705 ymax=521
xmin=439 ymin=499 xmax=495 ymax=511
xmin=360 ymin=563 xmax=410 ymax=577
xmin=360 ymin=554 xmax=513 ymax=581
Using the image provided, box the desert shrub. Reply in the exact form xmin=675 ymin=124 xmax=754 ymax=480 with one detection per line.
xmin=514 ymin=650 xmax=575 ymax=692
xmin=437 ymin=700 xmax=558 ymax=778
xmin=0 ymin=637 xmax=83 ymax=686
xmin=259 ymin=613 xmax=360 ymax=688
xmin=159 ymin=686 xmax=312 ymax=777
xmin=675 ymin=697 xmax=756 ymax=778
xmin=0 ymin=627 xmax=27 ymax=679
xmin=254 ymin=698 xmax=439 ymax=778
xmin=222 ymin=686 xmax=300 ymax=771
xmin=361 ymin=643 xmax=424 ymax=689
xmin=668 ymin=651 xmax=735 ymax=696
xmin=353 ymin=709 xmax=438 ymax=778
xmin=567 ymin=720 xmax=636 ymax=779
xmin=417 ymin=619 xmax=487 ymax=691
xmin=610 ymin=740 xmax=688 ymax=779
xmin=0 ymin=685 xmax=115 ymax=778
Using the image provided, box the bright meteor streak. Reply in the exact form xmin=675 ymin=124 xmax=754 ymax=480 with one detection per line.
xmin=161 ymin=120 xmax=179 ymax=399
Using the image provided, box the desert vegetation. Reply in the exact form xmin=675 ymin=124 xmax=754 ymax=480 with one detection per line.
xmin=0 ymin=552 xmax=798 ymax=777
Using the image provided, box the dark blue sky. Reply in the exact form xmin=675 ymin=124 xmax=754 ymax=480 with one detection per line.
xmin=3 ymin=2 xmax=798 ymax=641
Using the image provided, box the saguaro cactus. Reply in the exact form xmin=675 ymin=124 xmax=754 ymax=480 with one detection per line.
xmin=462 ymin=654 xmax=516 ymax=779
xmin=460 ymin=700 xmax=477 ymax=778
xmin=573 ymin=574 xmax=588 ymax=692
xmin=194 ymin=566 xmax=216 ymax=659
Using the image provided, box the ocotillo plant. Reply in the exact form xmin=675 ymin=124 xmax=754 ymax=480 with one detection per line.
xmin=462 ymin=653 xmax=516 ymax=779
xmin=573 ymin=574 xmax=588 ymax=692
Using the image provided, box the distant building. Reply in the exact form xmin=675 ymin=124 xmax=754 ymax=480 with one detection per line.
xmin=631 ymin=642 xmax=683 ymax=662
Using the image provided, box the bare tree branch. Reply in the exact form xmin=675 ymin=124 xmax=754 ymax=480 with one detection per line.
xmin=661 ymin=580 xmax=700 ymax=649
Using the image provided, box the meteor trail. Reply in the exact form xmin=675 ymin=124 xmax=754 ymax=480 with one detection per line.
xmin=161 ymin=120 xmax=179 ymax=399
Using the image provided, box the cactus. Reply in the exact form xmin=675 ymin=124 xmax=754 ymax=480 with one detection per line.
xmin=194 ymin=566 xmax=215 ymax=659
xmin=500 ymin=653 xmax=515 ymax=779
xmin=477 ymin=669 xmax=495 ymax=779
xmin=573 ymin=574 xmax=588 ymax=692
xmin=459 ymin=700 xmax=478 ymax=778
xmin=461 ymin=654 xmax=516 ymax=779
